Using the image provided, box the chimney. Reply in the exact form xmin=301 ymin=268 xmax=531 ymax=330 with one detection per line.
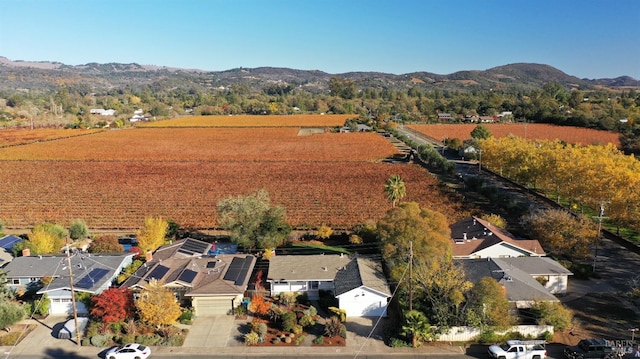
xmin=463 ymin=233 xmax=467 ymax=241
xmin=22 ymin=248 xmax=31 ymax=257
xmin=145 ymin=250 xmax=153 ymax=262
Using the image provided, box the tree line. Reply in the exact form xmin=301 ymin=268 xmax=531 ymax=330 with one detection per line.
xmin=2 ymin=77 xmax=640 ymax=153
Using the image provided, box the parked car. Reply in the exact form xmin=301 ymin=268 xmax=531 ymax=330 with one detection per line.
xmin=564 ymin=339 xmax=615 ymax=359
xmin=488 ymin=340 xmax=547 ymax=359
xmin=57 ymin=317 xmax=89 ymax=340
xmin=105 ymin=343 xmax=151 ymax=359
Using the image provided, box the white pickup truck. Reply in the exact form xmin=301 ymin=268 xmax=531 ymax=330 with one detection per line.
xmin=488 ymin=340 xmax=547 ymax=359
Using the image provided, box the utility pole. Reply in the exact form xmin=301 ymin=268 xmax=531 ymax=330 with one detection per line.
xmin=592 ymin=202 xmax=609 ymax=273
xmin=65 ymin=246 xmax=81 ymax=347
xmin=409 ymin=241 xmax=413 ymax=311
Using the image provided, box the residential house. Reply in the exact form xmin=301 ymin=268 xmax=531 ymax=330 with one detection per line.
xmin=89 ymin=109 xmax=116 ymax=116
xmin=0 ymin=234 xmax=23 ymax=266
xmin=267 ymin=254 xmax=392 ymax=317
xmin=450 ymin=216 xmax=545 ymax=258
xmin=121 ymin=238 xmax=256 ymax=316
xmin=438 ymin=113 xmax=452 ymax=121
xmin=456 ymin=256 xmax=572 ymax=308
xmin=2 ymin=252 xmax=134 ymax=314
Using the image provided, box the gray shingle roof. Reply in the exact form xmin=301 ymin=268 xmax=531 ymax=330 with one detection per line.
xmin=456 ymin=258 xmax=558 ymax=305
xmin=334 ymin=257 xmax=391 ymax=297
xmin=267 ymin=254 xmax=351 ymax=281
xmin=3 ymin=253 xmax=134 ymax=293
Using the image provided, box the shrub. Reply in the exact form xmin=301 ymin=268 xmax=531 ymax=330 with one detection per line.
xmin=135 ymin=333 xmax=162 ymax=346
xmin=339 ymin=324 xmax=347 ymax=339
xmin=110 ymin=321 xmax=123 ymax=334
xmin=324 ymin=316 xmax=342 ymax=337
xmin=278 ymin=292 xmax=298 ymax=307
xmin=257 ymin=322 xmax=268 ymax=336
xmin=476 ymin=330 xmax=499 ymax=344
xmin=294 ymin=335 xmax=306 ymax=346
xmin=244 ymin=332 xmax=260 ymax=346
xmin=349 ymin=234 xmax=363 ymax=244
xmin=532 ymin=301 xmax=573 ymax=331
xmin=161 ymin=334 xmax=185 ymax=346
xmin=540 ymin=330 xmax=553 ymax=341
xmin=179 ymin=308 xmax=193 ymax=324
xmin=389 ymin=337 xmax=411 ymax=347
xmin=292 ymin=324 xmax=303 ymax=335
xmin=282 ymin=311 xmax=297 ymax=332
xmin=313 ymin=336 xmax=324 ymax=345
xmin=89 ymin=334 xmax=112 ymax=347
xmin=33 ymin=294 xmax=50 ymax=317
xmin=328 ymin=306 xmax=347 ymax=322
xmin=299 ymin=314 xmax=316 ymax=328
xmin=119 ymin=334 xmax=136 ymax=345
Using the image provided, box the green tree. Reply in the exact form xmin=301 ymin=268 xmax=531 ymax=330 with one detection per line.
xmin=401 ymin=310 xmax=432 ymax=347
xmin=413 ymin=257 xmax=472 ymax=327
xmin=136 ymin=216 xmax=168 ymax=254
xmin=217 ymin=189 xmax=291 ymax=250
xmin=0 ymin=300 xmax=25 ymax=331
xmin=68 ymin=219 xmax=88 ymax=240
xmin=532 ymin=300 xmax=573 ymax=331
xmin=384 ymin=174 xmax=406 ymax=208
xmin=466 ymin=277 xmax=513 ymax=329
xmin=471 ymin=124 xmax=492 ymax=140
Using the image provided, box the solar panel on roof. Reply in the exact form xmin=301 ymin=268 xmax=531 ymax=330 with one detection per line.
xmin=0 ymin=235 xmax=22 ymax=250
xmin=235 ymin=257 xmax=253 ymax=285
xmin=223 ymin=257 xmax=253 ymax=285
xmin=147 ymin=265 xmax=169 ymax=280
xmin=76 ymin=268 xmax=110 ymax=289
xmin=179 ymin=239 xmax=209 ymax=255
xmin=178 ymin=269 xmax=197 ymax=283
xmin=223 ymin=257 xmax=243 ymax=281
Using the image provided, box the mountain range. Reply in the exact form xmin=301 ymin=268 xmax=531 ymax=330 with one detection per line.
xmin=1 ymin=56 xmax=638 ymax=93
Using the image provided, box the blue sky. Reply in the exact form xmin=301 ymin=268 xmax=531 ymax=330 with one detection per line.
xmin=1 ymin=0 xmax=638 ymax=79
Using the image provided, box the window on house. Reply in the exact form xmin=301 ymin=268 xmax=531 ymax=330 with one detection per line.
xmin=310 ymin=281 xmax=319 ymax=289
xmin=12 ymin=279 xmax=19 ymax=284
xmin=29 ymin=277 xmax=38 ymax=282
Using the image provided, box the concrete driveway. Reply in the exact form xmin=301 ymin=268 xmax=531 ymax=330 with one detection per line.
xmin=182 ymin=315 xmax=247 ymax=348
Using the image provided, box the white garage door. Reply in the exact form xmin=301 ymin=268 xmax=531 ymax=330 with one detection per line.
xmin=193 ymin=297 xmax=234 ymax=316
xmin=49 ymin=299 xmax=87 ymax=315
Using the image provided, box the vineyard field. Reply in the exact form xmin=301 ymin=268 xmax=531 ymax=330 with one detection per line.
xmin=139 ymin=114 xmax=355 ymax=127
xmin=0 ymin=128 xmax=104 ymax=147
xmin=0 ymin=128 xmax=397 ymax=162
xmin=0 ymin=160 xmax=461 ymax=230
xmin=407 ymin=123 xmax=621 ymax=147
xmin=0 ymin=126 xmax=465 ymax=231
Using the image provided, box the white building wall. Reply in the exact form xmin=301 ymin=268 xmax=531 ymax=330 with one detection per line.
xmin=544 ymin=275 xmax=568 ymax=294
xmin=337 ymin=287 xmax=388 ymax=317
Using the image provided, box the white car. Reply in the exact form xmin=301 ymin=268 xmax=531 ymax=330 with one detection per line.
xmin=105 ymin=343 xmax=151 ymax=359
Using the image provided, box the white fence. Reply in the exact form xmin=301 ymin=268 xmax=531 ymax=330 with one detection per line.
xmin=437 ymin=325 xmax=554 ymax=342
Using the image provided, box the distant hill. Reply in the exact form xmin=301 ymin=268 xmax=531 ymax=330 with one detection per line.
xmin=0 ymin=56 xmax=637 ymax=93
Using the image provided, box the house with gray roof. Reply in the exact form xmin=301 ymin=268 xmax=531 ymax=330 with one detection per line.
xmin=267 ymin=254 xmax=392 ymax=317
xmin=456 ymin=256 xmax=572 ymax=308
xmin=121 ymin=238 xmax=256 ymax=316
xmin=2 ymin=252 xmax=134 ymax=315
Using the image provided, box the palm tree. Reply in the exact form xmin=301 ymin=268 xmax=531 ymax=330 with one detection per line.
xmin=384 ymin=174 xmax=406 ymax=208
xmin=401 ymin=310 xmax=431 ymax=347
